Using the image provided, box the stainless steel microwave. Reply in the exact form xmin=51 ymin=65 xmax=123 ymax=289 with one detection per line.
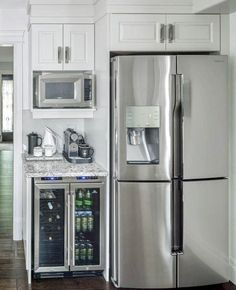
xmin=33 ymin=72 xmax=95 ymax=108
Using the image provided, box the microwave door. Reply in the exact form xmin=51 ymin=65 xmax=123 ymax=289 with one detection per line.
xmin=40 ymin=77 xmax=82 ymax=108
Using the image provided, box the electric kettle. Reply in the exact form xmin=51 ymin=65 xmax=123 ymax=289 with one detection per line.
xmin=42 ymin=127 xmax=58 ymax=155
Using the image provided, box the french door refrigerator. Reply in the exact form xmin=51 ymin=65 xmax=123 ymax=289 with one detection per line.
xmin=111 ymin=55 xmax=229 ymax=288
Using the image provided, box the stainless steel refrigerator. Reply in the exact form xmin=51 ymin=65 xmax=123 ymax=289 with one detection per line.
xmin=110 ymin=55 xmax=229 ymax=288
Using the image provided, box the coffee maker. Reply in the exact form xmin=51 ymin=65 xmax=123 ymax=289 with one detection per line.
xmin=63 ymin=128 xmax=94 ymax=163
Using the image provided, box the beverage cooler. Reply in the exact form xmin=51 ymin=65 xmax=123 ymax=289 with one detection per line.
xmin=33 ymin=176 xmax=105 ymax=277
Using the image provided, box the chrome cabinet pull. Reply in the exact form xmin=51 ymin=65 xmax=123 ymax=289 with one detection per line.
xmin=58 ymin=46 xmax=63 ymax=64
xmin=65 ymin=47 xmax=70 ymax=63
xmin=160 ymin=24 xmax=165 ymax=43
xmin=168 ymin=24 xmax=175 ymax=43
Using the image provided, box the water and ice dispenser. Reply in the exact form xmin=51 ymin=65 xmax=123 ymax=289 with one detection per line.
xmin=126 ymin=106 xmax=160 ymax=164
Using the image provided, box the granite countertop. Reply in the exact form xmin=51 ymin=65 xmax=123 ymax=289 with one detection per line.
xmin=23 ymin=155 xmax=108 ymax=178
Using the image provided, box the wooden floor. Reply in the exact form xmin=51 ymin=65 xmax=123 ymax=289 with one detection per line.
xmin=0 ymin=150 xmax=235 ymax=290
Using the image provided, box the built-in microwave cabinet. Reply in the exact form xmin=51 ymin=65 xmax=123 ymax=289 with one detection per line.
xmin=110 ymin=14 xmax=220 ymax=52
xmin=31 ymin=24 xmax=94 ymax=71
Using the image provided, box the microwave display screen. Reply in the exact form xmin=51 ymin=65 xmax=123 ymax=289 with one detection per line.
xmin=45 ymin=83 xmax=74 ymax=100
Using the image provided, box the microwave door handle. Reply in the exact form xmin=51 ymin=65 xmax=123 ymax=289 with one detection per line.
xmin=58 ymin=47 xmax=63 ymax=64
xmin=65 ymin=47 xmax=70 ymax=64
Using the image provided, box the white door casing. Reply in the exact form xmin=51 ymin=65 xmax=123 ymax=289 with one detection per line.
xmin=0 ymin=32 xmax=24 ymax=241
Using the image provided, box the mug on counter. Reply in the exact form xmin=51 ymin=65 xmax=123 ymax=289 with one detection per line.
xmin=33 ymin=146 xmax=43 ymax=157
xmin=44 ymin=145 xmax=55 ymax=157
xmin=78 ymin=144 xmax=94 ymax=159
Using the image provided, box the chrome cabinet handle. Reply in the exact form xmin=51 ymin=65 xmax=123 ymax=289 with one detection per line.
xmin=160 ymin=24 xmax=165 ymax=43
xmin=58 ymin=46 xmax=63 ymax=64
xmin=168 ymin=24 xmax=175 ymax=43
xmin=65 ymin=47 xmax=70 ymax=63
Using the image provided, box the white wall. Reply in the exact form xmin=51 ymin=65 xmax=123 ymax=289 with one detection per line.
xmin=230 ymin=12 xmax=236 ymax=284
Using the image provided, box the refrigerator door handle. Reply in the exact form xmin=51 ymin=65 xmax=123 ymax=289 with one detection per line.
xmin=172 ymin=179 xmax=184 ymax=256
xmin=177 ymin=74 xmax=191 ymax=118
xmin=173 ymin=74 xmax=182 ymax=179
xmin=112 ymin=181 xmax=119 ymax=283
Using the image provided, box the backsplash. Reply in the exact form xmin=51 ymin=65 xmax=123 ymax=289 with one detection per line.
xmin=22 ymin=110 xmax=85 ymax=153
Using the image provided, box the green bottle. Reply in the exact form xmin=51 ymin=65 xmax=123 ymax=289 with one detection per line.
xmin=76 ymin=190 xmax=83 ymax=209
xmin=84 ymin=189 xmax=93 ymax=209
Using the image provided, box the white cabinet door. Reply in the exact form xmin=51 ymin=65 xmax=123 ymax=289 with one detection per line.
xmin=110 ymin=14 xmax=166 ymax=51
xmin=64 ymin=24 xmax=94 ymax=70
xmin=166 ymin=15 xmax=220 ymax=51
xmin=32 ymin=24 xmax=63 ymax=70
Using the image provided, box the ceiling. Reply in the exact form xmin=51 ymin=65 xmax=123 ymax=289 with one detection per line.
xmin=0 ymin=0 xmax=27 ymax=9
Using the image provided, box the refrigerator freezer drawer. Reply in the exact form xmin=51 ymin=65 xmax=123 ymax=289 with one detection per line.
xmin=179 ymin=179 xmax=229 ymax=287
xmin=114 ymin=181 xmax=176 ymax=288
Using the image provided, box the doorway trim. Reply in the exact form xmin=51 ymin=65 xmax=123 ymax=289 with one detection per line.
xmin=0 ymin=31 xmax=24 ymax=240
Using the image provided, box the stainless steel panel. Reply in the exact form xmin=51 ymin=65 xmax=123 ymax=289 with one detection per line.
xmin=70 ymin=182 xmax=106 ymax=271
xmin=179 ymin=179 xmax=229 ymax=287
xmin=177 ymin=55 xmax=228 ymax=179
xmin=112 ymin=56 xmax=176 ymax=181
xmin=34 ymin=183 xmax=70 ymax=273
xmin=115 ymin=181 xmax=176 ymax=288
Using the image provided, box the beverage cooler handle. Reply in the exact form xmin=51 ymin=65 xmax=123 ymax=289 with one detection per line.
xmin=67 ymin=191 xmax=70 ymax=267
xmin=71 ymin=191 xmax=75 ymax=267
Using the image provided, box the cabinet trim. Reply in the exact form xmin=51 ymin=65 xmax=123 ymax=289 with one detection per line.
xmin=32 ymin=108 xmax=96 ymax=119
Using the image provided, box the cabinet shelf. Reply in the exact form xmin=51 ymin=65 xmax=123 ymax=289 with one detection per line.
xmin=32 ymin=108 xmax=96 ymax=119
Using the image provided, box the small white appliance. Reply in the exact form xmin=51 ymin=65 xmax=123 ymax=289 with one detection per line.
xmin=42 ymin=127 xmax=58 ymax=155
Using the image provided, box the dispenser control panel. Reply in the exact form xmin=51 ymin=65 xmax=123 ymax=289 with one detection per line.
xmin=126 ymin=106 xmax=160 ymax=128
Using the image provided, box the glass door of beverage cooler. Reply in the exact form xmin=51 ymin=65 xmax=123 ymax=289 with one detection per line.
xmin=70 ymin=182 xmax=105 ymax=271
xmin=34 ymin=183 xmax=70 ymax=273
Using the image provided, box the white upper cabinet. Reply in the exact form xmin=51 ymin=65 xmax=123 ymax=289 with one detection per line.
xmin=166 ymin=15 xmax=220 ymax=51
xmin=31 ymin=24 xmax=94 ymax=71
xmin=32 ymin=24 xmax=63 ymax=71
xmin=110 ymin=14 xmax=220 ymax=52
xmin=110 ymin=14 xmax=166 ymax=51
xmin=64 ymin=25 xmax=94 ymax=70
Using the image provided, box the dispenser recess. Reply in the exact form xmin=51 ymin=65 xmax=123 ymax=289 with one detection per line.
xmin=126 ymin=106 xmax=160 ymax=164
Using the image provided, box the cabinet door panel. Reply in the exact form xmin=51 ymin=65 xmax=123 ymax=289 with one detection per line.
xmin=166 ymin=15 xmax=220 ymax=51
xmin=110 ymin=14 xmax=166 ymax=51
xmin=32 ymin=24 xmax=63 ymax=70
xmin=64 ymin=24 xmax=94 ymax=70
